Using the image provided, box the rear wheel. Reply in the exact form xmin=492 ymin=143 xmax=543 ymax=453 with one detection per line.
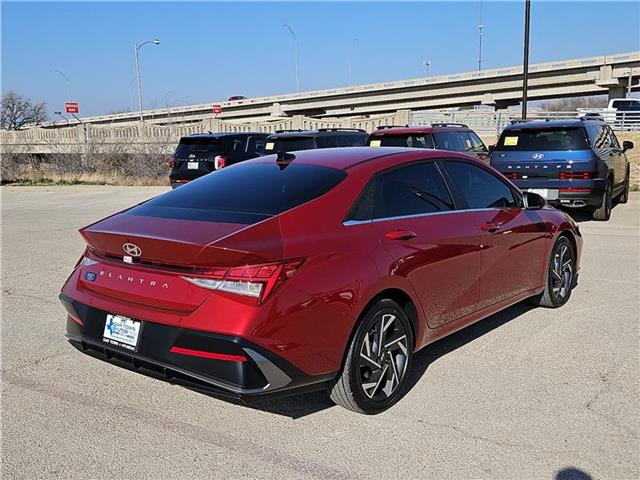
xmin=618 ymin=169 xmax=630 ymax=204
xmin=530 ymin=236 xmax=575 ymax=308
xmin=329 ymin=299 xmax=414 ymax=414
xmin=592 ymin=182 xmax=612 ymax=221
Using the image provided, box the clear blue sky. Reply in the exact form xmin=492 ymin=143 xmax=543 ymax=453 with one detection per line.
xmin=2 ymin=1 xmax=639 ymax=117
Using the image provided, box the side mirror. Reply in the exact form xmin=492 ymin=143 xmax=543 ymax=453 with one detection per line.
xmin=623 ymin=140 xmax=634 ymax=152
xmin=488 ymin=145 xmax=495 ymax=154
xmin=523 ymin=191 xmax=545 ymax=210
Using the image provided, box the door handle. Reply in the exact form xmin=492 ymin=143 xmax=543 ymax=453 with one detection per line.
xmin=480 ymin=222 xmax=499 ymax=232
xmin=385 ymin=229 xmax=417 ymax=240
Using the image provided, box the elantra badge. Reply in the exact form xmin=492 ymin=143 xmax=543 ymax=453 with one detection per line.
xmin=532 ymin=153 xmax=545 ymax=160
xmin=123 ymin=243 xmax=142 ymax=257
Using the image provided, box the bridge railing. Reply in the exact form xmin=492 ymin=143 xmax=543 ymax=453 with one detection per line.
xmin=410 ymin=110 xmax=640 ymax=134
xmin=0 ymin=112 xmax=407 ymax=154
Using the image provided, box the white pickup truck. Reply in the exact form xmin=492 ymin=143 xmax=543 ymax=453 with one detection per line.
xmin=577 ymin=98 xmax=640 ymax=128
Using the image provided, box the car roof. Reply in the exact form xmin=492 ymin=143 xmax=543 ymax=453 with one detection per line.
xmin=503 ymin=119 xmax=601 ymax=130
xmin=369 ymin=125 xmax=472 ymax=136
xmin=182 ymin=132 xmax=267 ymax=140
xmin=248 ymin=146 xmax=479 ymax=171
xmin=267 ymin=129 xmax=367 ymax=138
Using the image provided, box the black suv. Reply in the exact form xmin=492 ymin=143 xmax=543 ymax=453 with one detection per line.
xmin=490 ymin=119 xmax=633 ymax=221
xmin=263 ymin=128 xmax=368 ymax=154
xmin=169 ymin=133 xmax=268 ymax=188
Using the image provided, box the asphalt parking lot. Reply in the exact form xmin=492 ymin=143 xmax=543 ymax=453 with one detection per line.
xmin=1 ymin=186 xmax=638 ymax=480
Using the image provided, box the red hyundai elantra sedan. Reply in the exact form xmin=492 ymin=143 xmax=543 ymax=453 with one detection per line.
xmin=60 ymin=147 xmax=582 ymax=414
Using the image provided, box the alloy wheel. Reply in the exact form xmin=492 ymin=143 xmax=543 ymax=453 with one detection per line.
xmin=358 ymin=313 xmax=409 ymax=401
xmin=550 ymin=243 xmax=573 ymax=301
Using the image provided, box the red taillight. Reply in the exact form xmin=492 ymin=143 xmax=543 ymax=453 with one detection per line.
xmin=504 ymin=172 xmax=519 ymax=180
xmin=169 ymin=346 xmax=246 ymax=362
xmin=214 ymin=155 xmax=227 ymax=170
xmin=559 ymin=171 xmax=591 ymax=180
xmin=181 ymin=259 xmax=304 ymax=302
xmin=169 ymin=155 xmax=175 ymax=168
xmin=559 ymin=187 xmax=591 ymax=192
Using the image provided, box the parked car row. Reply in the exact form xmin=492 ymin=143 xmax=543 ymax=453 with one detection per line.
xmin=62 ymin=145 xmax=582 ymax=414
xmin=168 ymin=118 xmax=632 ymax=222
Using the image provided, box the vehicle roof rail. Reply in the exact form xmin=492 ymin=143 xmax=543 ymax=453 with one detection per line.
xmin=375 ymin=125 xmax=410 ymax=130
xmin=317 ymin=128 xmax=367 ymax=132
xmin=273 ymin=129 xmax=305 ymax=133
xmin=430 ymin=122 xmax=469 ymax=128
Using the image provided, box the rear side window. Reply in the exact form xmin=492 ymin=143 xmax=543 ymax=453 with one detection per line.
xmin=496 ymin=127 xmax=589 ymax=151
xmin=130 ymin=163 xmax=346 ymax=224
xmin=467 ymin=132 xmax=488 ymax=152
xmin=174 ymin=137 xmax=224 ymax=158
xmin=370 ymin=134 xmax=435 ymax=149
xmin=264 ymin=137 xmax=317 ymax=153
xmin=441 ymin=161 xmax=518 ymax=209
xmin=433 ymin=131 xmax=475 ymax=152
xmin=373 ymin=162 xmax=454 ymax=219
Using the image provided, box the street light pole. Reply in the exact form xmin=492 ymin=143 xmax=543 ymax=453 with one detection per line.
xmin=284 ymin=25 xmax=299 ymax=93
xmin=54 ymin=111 xmax=70 ymax=125
xmin=134 ymin=39 xmax=160 ymax=122
xmin=54 ymin=70 xmax=71 ymax=102
xmin=522 ymin=0 xmax=531 ymax=119
xmin=423 ymin=60 xmax=432 ymax=77
xmin=477 ymin=23 xmax=484 ymax=71
xmin=347 ymin=38 xmax=358 ymax=85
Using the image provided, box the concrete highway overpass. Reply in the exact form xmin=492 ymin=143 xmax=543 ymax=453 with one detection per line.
xmin=46 ymin=51 xmax=639 ymax=127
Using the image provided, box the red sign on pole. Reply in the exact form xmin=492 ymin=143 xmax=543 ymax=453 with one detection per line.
xmin=212 ymin=104 xmax=222 ymax=115
xmin=65 ymin=102 xmax=79 ymax=114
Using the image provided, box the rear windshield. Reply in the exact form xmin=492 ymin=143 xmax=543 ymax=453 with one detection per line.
xmin=369 ymin=134 xmax=435 ymax=149
xmin=264 ymin=137 xmax=317 ymax=153
xmin=174 ymin=137 xmax=224 ymax=158
xmin=128 ymin=162 xmax=346 ymax=224
xmin=497 ymin=127 xmax=589 ymax=151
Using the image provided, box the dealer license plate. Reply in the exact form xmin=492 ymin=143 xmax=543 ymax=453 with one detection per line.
xmin=103 ymin=314 xmax=141 ymax=351
xmin=527 ymin=188 xmax=558 ymax=200
xmin=187 ymin=161 xmax=199 ymax=170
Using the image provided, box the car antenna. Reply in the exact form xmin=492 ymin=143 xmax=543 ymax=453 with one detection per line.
xmin=276 ymin=151 xmax=296 ymax=170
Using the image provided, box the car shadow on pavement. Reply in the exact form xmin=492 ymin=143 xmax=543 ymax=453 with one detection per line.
xmin=403 ymin=301 xmax=535 ymax=394
xmin=198 ymin=300 xmax=540 ymax=419
xmin=554 ymin=467 xmax=593 ymax=480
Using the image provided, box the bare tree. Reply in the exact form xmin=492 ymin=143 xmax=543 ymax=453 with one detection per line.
xmin=1 ymin=91 xmax=47 ymax=130
xmin=540 ymin=96 xmax=609 ymax=112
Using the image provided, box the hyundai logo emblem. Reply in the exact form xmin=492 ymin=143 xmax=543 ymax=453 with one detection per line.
xmin=122 ymin=243 xmax=142 ymax=257
xmin=532 ymin=153 xmax=545 ymax=160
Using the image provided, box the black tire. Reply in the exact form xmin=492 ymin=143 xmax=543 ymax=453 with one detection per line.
xmin=592 ymin=181 xmax=612 ymax=221
xmin=529 ymin=236 xmax=576 ymax=308
xmin=329 ymin=298 xmax=414 ymax=414
xmin=618 ymin=169 xmax=630 ymax=204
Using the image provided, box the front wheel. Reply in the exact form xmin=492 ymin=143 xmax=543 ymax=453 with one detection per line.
xmin=529 ymin=236 xmax=576 ymax=308
xmin=329 ymin=298 xmax=414 ymax=414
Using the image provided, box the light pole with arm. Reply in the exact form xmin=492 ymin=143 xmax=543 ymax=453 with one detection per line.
xmin=134 ymin=39 xmax=160 ymax=122
xmin=283 ymin=25 xmax=299 ymax=93
xmin=54 ymin=70 xmax=71 ymax=102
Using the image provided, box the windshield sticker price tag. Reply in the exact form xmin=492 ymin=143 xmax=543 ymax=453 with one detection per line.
xmin=265 ymin=142 xmax=275 ymax=151
xmin=370 ymin=139 xmax=382 ymax=147
xmin=504 ymin=136 xmax=519 ymax=146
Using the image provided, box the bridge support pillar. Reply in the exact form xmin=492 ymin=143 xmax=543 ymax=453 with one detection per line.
xmin=608 ymin=86 xmax=626 ymax=100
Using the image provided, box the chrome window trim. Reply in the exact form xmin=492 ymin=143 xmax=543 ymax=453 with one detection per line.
xmin=342 ymin=207 xmax=520 ymax=226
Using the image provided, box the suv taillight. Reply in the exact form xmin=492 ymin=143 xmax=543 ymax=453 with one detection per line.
xmin=181 ymin=260 xmax=304 ymax=303
xmin=214 ymin=155 xmax=227 ymax=170
xmin=168 ymin=155 xmax=175 ymax=168
xmin=559 ymin=172 xmax=591 ymax=180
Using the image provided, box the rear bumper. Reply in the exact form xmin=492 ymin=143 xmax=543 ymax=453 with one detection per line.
xmin=60 ymin=294 xmax=334 ymax=400
xmin=513 ymin=178 xmax=607 ymax=208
